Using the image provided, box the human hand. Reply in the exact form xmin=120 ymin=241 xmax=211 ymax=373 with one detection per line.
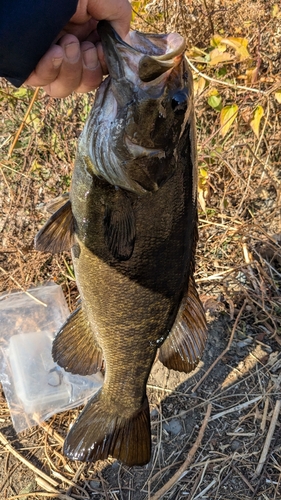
xmin=24 ymin=0 xmax=131 ymax=98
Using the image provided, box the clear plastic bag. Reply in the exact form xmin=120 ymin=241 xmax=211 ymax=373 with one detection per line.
xmin=0 ymin=282 xmax=103 ymax=432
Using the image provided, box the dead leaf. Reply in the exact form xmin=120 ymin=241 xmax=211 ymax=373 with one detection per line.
xmin=221 ymin=36 xmax=250 ymax=60
xmin=250 ymin=105 xmax=264 ymax=138
xmin=274 ymin=90 xmax=281 ymax=103
xmin=272 ymin=3 xmax=281 ymax=17
xmin=198 ymin=187 xmax=206 ymax=212
xmin=220 ymin=104 xmax=238 ymax=138
xmin=194 ymin=76 xmax=206 ymax=97
xmin=209 ymin=52 xmax=234 ymax=66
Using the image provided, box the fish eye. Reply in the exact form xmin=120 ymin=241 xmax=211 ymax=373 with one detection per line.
xmin=171 ymin=90 xmax=188 ymax=115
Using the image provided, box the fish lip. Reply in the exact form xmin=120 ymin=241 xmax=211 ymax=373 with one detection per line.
xmin=97 ymin=20 xmax=135 ymax=52
xmin=97 ymin=20 xmax=186 ymax=82
xmin=97 ymin=20 xmax=135 ymax=80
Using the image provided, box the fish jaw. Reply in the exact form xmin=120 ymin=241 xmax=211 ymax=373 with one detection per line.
xmin=80 ymin=21 xmax=193 ymax=194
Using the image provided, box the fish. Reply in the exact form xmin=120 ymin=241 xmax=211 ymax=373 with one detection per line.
xmin=35 ymin=20 xmax=207 ymax=467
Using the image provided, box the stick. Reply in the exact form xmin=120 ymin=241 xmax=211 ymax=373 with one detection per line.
xmin=7 ymin=494 xmax=72 ymax=500
xmin=0 ymin=266 xmax=47 ymax=307
xmin=0 ymin=432 xmax=59 ymax=488
xmin=261 ymin=397 xmax=270 ymax=432
xmin=149 ymin=404 xmax=212 ymax=500
xmin=192 ymin=300 xmax=247 ymax=393
xmin=255 ymin=400 xmax=281 ymax=476
xmin=8 ymin=87 xmax=40 ymax=158
xmin=232 ymin=465 xmax=255 ymax=493
xmin=209 ymin=396 xmax=262 ymax=421
xmin=185 ymin=56 xmax=267 ymax=96
xmin=38 ymin=420 xmax=65 ymax=446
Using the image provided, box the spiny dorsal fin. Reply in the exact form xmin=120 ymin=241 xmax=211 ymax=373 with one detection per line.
xmin=52 ymin=306 xmax=103 ymax=375
xmin=159 ymin=276 xmax=207 ymax=373
xmin=35 ymin=199 xmax=74 ymax=253
xmin=64 ymin=391 xmax=151 ymax=466
xmin=104 ymin=190 xmax=135 ymax=261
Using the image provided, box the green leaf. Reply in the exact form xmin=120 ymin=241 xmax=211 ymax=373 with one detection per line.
xmin=12 ymin=88 xmax=28 ymax=98
xmin=220 ymin=104 xmax=238 ymax=137
xmin=208 ymin=95 xmax=222 ymax=109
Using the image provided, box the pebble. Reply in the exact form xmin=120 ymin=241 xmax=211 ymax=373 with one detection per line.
xmin=231 ymin=440 xmax=241 ymax=452
xmin=163 ymin=418 xmax=182 ymax=435
xmin=151 ymin=408 xmax=159 ymax=418
xmin=236 ymin=338 xmax=253 ymax=348
xmin=89 ymin=480 xmax=101 ymax=490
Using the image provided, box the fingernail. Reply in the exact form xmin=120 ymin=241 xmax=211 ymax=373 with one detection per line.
xmin=83 ymin=47 xmax=98 ymax=70
xmin=65 ymin=42 xmax=80 ymax=63
xmin=52 ymin=57 xmax=63 ymax=69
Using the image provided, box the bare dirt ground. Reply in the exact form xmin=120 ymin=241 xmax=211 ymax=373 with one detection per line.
xmin=0 ymin=1 xmax=281 ymax=499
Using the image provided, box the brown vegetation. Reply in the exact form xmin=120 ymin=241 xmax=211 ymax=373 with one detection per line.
xmin=0 ymin=1 xmax=280 ymax=498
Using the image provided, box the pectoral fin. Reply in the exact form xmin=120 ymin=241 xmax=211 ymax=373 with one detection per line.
xmin=35 ymin=199 xmax=74 ymax=253
xmin=52 ymin=306 xmax=103 ymax=375
xmin=104 ymin=190 xmax=135 ymax=261
xmin=159 ymin=276 xmax=207 ymax=372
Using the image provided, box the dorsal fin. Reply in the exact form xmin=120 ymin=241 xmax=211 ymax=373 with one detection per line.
xmin=35 ymin=199 xmax=74 ymax=253
xmin=52 ymin=306 xmax=103 ymax=375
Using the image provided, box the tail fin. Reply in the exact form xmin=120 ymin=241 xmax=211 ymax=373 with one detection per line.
xmin=64 ymin=390 xmax=151 ymax=466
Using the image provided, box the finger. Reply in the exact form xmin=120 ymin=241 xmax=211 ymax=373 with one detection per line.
xmin=25 ymin=44 xmax=64 ymax=87
xmin=44 ymin=34 xmax=83 ymax=98
xmin=96 ymin=42 xmax=107 ymax=75
xmin=70 ymin=0 xmax=91 ymax=24
xmin=63 ymin=18 xmax=98 ymax=40
xmin=75 ymin=41 xmax=103 ymax=93
xmin=87 ymin=0 xmax=132 ymax=40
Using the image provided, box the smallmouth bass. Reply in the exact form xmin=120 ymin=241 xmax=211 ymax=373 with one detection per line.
xmin=35 ymin=21 xmax=207 ymax=467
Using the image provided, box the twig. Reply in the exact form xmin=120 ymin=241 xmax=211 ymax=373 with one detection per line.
xmin=0 ymin=266 xmax=47 ymax=307
xmin=202 ymin=0 xmax=214 ymax=34
xmin=38 ymin=420 xmax=65 ymax=446
xmin=185 ymin=56 xmax=267 ymax=95
xmin=193 ymin=478 xmax=216 ymax=499
xmin=209 ymin=396 xmax=262 ymax=421
xmin=149 ymin=404 xmax=212 ymax=500
xmin=192 ymin=299 xmax=247 ymax=392
xmin=195 ymin=266 xmax=241 ymax=282
xmin=0 ymin=432 xmax=59 ymax=488
xmin=255 ymin=400 xmax=281 ymax=477
xmin=233 ymin=465 xmax=255 ymax=493
xmin=6 ymin=493 xmax=72 ymax=500
xmin=8 ymin=87 xmax=40 ymax=158
xmin=261 ymin=397 xmax=270 ymax=432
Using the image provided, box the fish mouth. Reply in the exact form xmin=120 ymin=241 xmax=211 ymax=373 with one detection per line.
xmin=97 ymin=20 xmax=186 ymax=84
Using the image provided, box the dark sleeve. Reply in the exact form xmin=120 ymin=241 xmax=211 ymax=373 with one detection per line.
xmin=0 ymin=0 xmax=78 ymax=87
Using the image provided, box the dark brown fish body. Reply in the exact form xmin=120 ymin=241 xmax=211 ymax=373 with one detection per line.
xmin=35 ymin=21 xmax=207 ymax=466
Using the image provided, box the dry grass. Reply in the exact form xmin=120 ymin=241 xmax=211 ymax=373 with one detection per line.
xmin=0 ymin=0 xmax=281 ymax=498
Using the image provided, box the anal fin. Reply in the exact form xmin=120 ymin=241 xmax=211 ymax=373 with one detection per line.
xmin=35 ymin=198 xmax=74 ymax=253
xmin=159 ymin=276 xmax=207 ymax=373
xmin=64 ymin=391 xmax=151 ymax=466
xmin=52 ymin=306 xmax=103 ymax=375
